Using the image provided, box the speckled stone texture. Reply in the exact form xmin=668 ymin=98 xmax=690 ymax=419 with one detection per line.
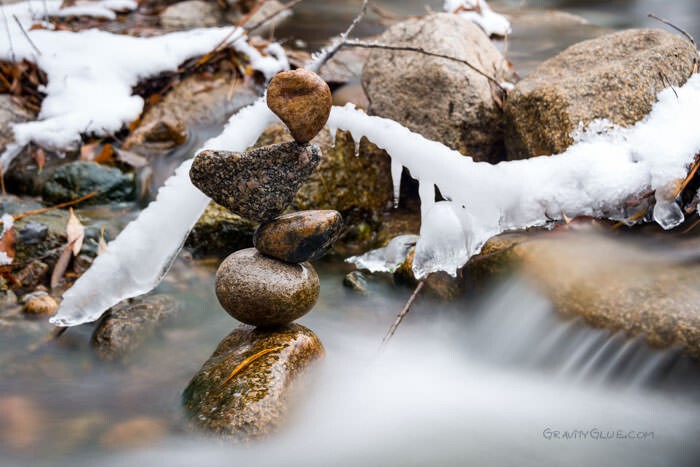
xmin=505 ymin=29 xmax=698 ymax=159
xmin=254 ymin=210 xmax=343 ymax=263
xmin=182 ymin=324 xmax=324 ymax=439
xmin=215 ymin=248 xmax=319 ymax=327
xmin=189 ymin=142 xmax=320 ymax=222
xmin=266 ymin=69 xmax=332 ymax=143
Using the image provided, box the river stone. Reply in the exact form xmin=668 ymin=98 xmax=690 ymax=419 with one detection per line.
xmin=254 ymin=210 xmax=343 ymax=263
xmin=361 ymin=13 xmax=510 ymax=162
xmin=215 ymin=248 xmax=319 ymax=327
xmin=185 ymin=201 xmax=256 ymax=257
xmin=505 ymin=29 xmax=698 ymax=159
xmin=266 ymin=69 xmax=332 ymax=143
xmin=42 ymin=161 xmax=135 ymax=205
xmin=182 ymin=323 xmax=323 ymax=439
xmin=190 ymin=142 xmax=321 ymax=223
xmin=91 ymin=295 xmax=179 ymax=362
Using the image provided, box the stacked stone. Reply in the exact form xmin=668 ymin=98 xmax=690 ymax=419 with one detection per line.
xmin=189 ymin=68 xmax=342 ymax=328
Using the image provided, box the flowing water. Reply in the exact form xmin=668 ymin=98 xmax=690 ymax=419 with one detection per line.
xmin=3 ymin=1 xmax=700 ymax=466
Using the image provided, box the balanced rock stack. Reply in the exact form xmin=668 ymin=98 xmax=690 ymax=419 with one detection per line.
xmin=184 ymin=69 xmax=340 ymax=438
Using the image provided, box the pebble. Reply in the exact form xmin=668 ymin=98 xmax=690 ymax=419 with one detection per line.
xmin=215 ymin=248 xmax=319 ymax=327
xmin=190 ymin=142 xmax=320 ymax=223
xmin=22 ymin=293 xmax=58 ymax=318
xmin=266 ymin=69 xmax=332 ymax=143
xmin=254 ymin=210 xmax=343 ymax=263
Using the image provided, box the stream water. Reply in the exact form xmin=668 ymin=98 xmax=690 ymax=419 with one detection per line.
xmin=2 ymin=1 xmax=700 ymax=466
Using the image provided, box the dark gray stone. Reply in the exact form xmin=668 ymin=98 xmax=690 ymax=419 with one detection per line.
xmin=189 ymin=142 xmax=320 ymax=223
xmin=18 ymin=222 xmax=48 ymax=245
xmin=42 ymin=161 xmax=135 ymax=205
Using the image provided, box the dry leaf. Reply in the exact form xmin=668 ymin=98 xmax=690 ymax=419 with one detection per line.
xmin=80 ymin=142 xmax=101 ymax=161
xmin=97 ymin=227 xmax=108 ymax=256
xmin=115 ymin=148 xmax=147 ymax=168
xmin=94 ymin=143 xmax=115 ymax=163
xmin=66 ymin=208 xmax=85 ymax=256
xmin=33 ymin=146 xmax=46 ymax=173
xmin=0 ymin=226 xmax=16 ymax=266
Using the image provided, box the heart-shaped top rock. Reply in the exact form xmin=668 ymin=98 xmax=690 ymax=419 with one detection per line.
xmin=266 ymin=69 xmax=332 ymax=143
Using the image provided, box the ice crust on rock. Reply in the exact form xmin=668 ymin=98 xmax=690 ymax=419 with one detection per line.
xmin=443 ymin=0 xmax=511 ymax=37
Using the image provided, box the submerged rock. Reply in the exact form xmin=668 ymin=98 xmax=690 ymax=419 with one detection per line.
xmin=519 ymin=233 xmax=700 ymax=359
xmin=362 ymin=13 xmax=510 ymax=162
xmin=91 ymin=295 xmax=179 ymax=362
xmin=182 ymin=324 xmax=323 ymax=439
xmin=185 ymin=202 xmax=256 ymax=257
xmin=266 ymin=69 xmax=332 ymax=143
xmin=99 ymin=417 xmax=169 ymax=449
xmin=216 ymin=248 xmax=320 ymax=326
xmin=190 ymin=142 xmax=321 ymax=223
xmin=42 ymin=161 xmax=135 ymax=205
xmin=343 ymin=271 xmax=368 ymax=294
xmin=254 ymin=210 xmax=343 ymax=263
xmin=505 ymin=29 xmax=697 ymax=159
xmin=216 ymin=248 xmax=319 ymax=327
xmin=21 ymin=293 xmax=58 ymax=318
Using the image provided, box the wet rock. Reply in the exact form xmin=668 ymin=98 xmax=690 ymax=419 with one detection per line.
xmin=519 ymin=233 xmax=700 ymax=359
xmin=185 ymin=201 xmax=256 ymax=257
xmin=42 ymin=161 xmax=135 ymax=205
xmin=343 ymin=271 xmax=368 ymax=294
xmin=394 ymin=248 xmax=464 ymax=300
xmin=18 ymin=222 xmax=48 ymax=244
xmin=182 ymin=324 xmax=324 ymax=439
xmin=0 ymin=95 xmax=32 ymax=154
xmin=190 ymin=142 xmax=320 ymax=223
xmin=332 ymin=82 xmax=369 ymax=109
xmin=21 ymin=292 xmax=58 ymax=318
xmin=160 ymin=0 xmax=223 ymax=29
xmin=91 ymin=294 xmax=179 ymax=362
xmin=255 ymin=124 xmax=393 ymax=226
xmin=100 ymin=417 xmax=168 ymax=449
xmin=320 ymin=48 xmax=370 ymax=85
xmin=266 ymin=69 xmax=332 ymax=143
xmin=505 ymin=29 xmax=697 ymax=159
xmin=215 ymin=248 xmax=319 ymax=327
xmin=13 ymin=260 xmax=50 ymax=291
xmin=122 ymin=71 xmax=256 ymax=156
xmin=254 ymin=210 xmax=343 ymax=263
xmin=362 ymin=13 xmax=510 ymax=162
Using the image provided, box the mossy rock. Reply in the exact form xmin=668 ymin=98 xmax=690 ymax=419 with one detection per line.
xmin=42 ymin=161 xmax=135 ymax=205
xmin=185 ymin=202 xmax=256 ymax=257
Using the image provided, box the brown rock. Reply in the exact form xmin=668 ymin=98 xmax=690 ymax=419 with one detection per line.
xmin=266 ymin=69 xmax=332 ymax=143
xmin=0 ymin=396 xmax=43 ymax=453
xmin=254 ymin=210 xmax=343 ymax=263
xmin=362 ymin=13 xmax=510 ymax=162
xmin=215 ymin=248 xmax=319 ymax=327
xmin=182 ymin=324 xmax=324 ymax=439
xmin=22 ymin=294 xmax=58 ymax=318
xmin=505 ymin=29 xmax=697 ymax=159
xmin=190 ymin=142 xmax=321 ymax=223
xmin=100 ymin=417 xmax=168 ymax=449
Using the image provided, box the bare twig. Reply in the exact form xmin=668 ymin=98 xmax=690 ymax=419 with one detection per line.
xmin=307 ymin=0 xmax=369 ymax=72
xmin=12 ymin=15 xmax=41 ymax=56
xmin=381 ymin=279 xmax=426 ymax=346
xmin=0 ymin=190 xmax=100 ymax=228
xmin=1 ymin=1 xmax=16 ymax=62
xmin=247 ymin=0 xmax=303 ymax=34
xmin=343 ymin=39 xmax=506 ymax=92
xmin=648 ymin=13 xmax=696 ymax=46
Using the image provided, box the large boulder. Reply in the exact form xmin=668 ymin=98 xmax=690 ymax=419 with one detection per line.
xmin=505 ymin=29 xmax=698 ymax=159
xmin=182 ymin=324 xmax=323 ymax=439
xmin=361 ymin=13 xmax=510 ymax=162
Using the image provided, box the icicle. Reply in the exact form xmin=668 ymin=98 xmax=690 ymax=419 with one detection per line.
xmin=51 ymin=99 xmax=279 ymax=327
xmin=328 ymin=126 xmax=337 ymax=147
xmin=390 ymin=158 xmax=403 ymax=209
xmin=354 ymin=137 xmax=361 ymax=158
xmin=418 ymin=179 xmax=436 ymax=221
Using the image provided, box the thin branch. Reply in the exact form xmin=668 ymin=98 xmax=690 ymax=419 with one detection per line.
xmin=381 ymin=279 xmax=426 ymax=346
xmin=342 ymin=39 xmax=506 ymax=92
xmin=0 ymin=190 xmax=100 ymax=228
xmin=307 ymin=0 xmax=369 ymax=72
xmin=12 ymin=14 xmax=42 ymax=56
xmin=1 ymin=1 xmax=16 ymax=62
xmin=247 ymin=0 xmax=303 ymax=34
xmin=648 ymin=13 xmax=696 ymax=46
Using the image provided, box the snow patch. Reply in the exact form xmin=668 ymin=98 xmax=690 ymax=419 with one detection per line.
xmin=444 ymin=0 xmax=511 ymax=37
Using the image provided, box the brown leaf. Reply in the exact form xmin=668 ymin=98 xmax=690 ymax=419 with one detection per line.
xmin=66 ymin=208 xmax=84 ymax=256
xmin=114 ymin=148 xmax=147 ymax=168
xmin=94 ymin=143 xmax=115 ymax=164
xmin=80 ymin=142 xmax=101 ymax=161
xmin=33 ymin=146 xmax=46 ymax=173
xmin=51 ymin=240 xmax=76 ymax=290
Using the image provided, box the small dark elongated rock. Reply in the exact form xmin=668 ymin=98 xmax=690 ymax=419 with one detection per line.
xmin=189 ymin=142 xmax=320 ymax=223
xmin=266 ymin=69 xmax=332 ymax=143
xmin=182 ymin=324 xmax=324 ymax=439
xmin=216 ymin=248 xmax=319 ymax=327
xmin=254 ymin=210 xmax=343 ymax=263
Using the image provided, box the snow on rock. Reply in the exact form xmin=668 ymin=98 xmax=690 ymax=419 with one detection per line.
xmin=332 ymin=74 xmax=700 ymax=277
xmin=0 ymin=3 xmax=288 ymax=169
xmin=0 ymin=213 xmax=14 ymax=266
xmin=3 ymin=0 xmax=136 ymax=30
xmin=444 ymin=0 xmax=511 ymax=37
xmin=50 ymin=99 xmax=279 ymax=327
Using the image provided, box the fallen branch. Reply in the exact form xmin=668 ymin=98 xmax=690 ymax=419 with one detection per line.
xmin=381 ymin=279 xmax=426 ymax=346
xmin=0 ymin=190 xmax=99 ymax=228
xmin=342 ymin=39 xmax=506 ymax=92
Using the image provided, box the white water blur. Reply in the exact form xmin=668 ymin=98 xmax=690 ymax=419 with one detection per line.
xmin=73 ymin=279 xmax=700 ymax=467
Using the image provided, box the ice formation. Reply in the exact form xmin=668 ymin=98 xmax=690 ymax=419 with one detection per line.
xmin=444 ymin=0 xmax=511 ymax=37
xmin=52 ymin=72 xmax=700 ymax=325
xmin=0 ymin=2 xmax=287 ymax=169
